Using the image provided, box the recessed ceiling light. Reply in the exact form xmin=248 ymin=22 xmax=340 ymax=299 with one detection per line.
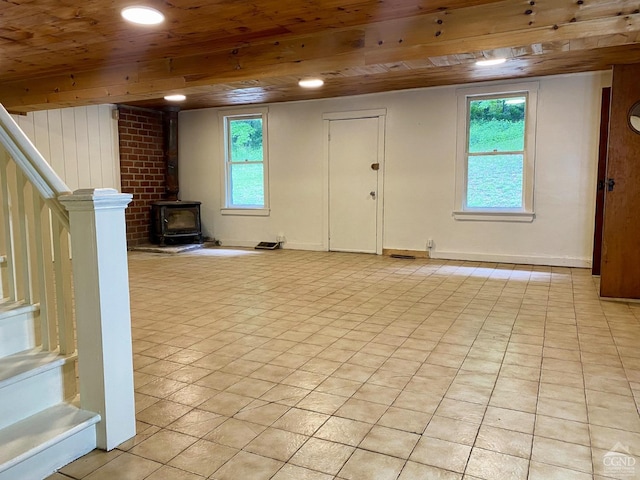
xmin=298 ymin=78 xmax=324 ymax=88
xmin=164 ymin=94 xmax=186 ymax=102
xmin=476 ymin=58 xmax=507 ymax=67
xmin=121 ymin=6 xmax=165 ymax=25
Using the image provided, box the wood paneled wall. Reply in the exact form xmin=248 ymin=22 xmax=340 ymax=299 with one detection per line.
xmin=11 ymin=105 xmax=121 ymax=191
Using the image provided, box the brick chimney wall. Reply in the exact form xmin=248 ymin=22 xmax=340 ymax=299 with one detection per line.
xmin=118 ymin=106 xmax=165 ymax=246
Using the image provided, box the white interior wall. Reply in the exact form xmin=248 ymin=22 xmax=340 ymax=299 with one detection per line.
xmin=12 ymin=105 xmax=121 ymax=191
xmin=179 ymin=71 xmax=612 ymax=267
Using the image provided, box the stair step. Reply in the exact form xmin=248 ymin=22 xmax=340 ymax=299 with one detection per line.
xmin=0 ymin=301 xmax=40 ymax=358
xmin=0 ymin=403 xmax=99 ymax=480
xmin=0 ymin=348 xmax=77 ymax=430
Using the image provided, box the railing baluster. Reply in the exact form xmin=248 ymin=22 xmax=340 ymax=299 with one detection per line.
xmin=32 ymin=190 xmax=56 ymax=351
xmin=15 ymin=169 xmax=32 ymax=303
xmin=0 ymin=151 xmax=11 ymax=300
xmin=52 ymin=216 xmax=74 ymax=354
xmin=0 ymin=152 xmax=16 ymax=301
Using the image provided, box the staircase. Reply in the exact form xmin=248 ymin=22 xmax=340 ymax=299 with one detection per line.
xmin=0 ymin=104 xmax=135 ymax=479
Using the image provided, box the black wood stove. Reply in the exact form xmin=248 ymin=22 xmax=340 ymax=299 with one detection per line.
xmin=150 ymin=200 xmax=203 ymax=245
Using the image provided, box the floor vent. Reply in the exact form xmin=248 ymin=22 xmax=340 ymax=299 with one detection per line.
xmin=255 ymin=242 xmax=281 ymax=250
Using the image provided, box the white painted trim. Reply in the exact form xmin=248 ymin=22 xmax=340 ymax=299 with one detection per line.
xmin=322 ymin=109 xmax=387 ymax=121
xmin=323 ymin=110 xmax=386 ymax=255
xmin=220 ymin=208 xmax=270 ymax=216
xmin=430 ymin=250 xmax=591 ymax=268
xmin=454 ymin=81 xmax=538 ymax=219
xmin=218 ymin=107 xmax=270 ymax=211
xmin=282 ymin=242 xmax=325 ymax=251
xmin=452 ymin=211 xmax=535 ymax=222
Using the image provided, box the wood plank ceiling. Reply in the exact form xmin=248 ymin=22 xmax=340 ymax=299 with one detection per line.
xmin=0 ymin=0 xmax=639 ymax=112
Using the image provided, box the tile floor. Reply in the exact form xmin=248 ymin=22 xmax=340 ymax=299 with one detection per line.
xmin=48 ymin=248 xmax=640 ymax=480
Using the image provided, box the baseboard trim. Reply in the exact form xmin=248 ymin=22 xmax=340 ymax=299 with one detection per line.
xmin=430 ymin=250 xmax=591 ymax=268
xmin=383 ymin=249 xmax=429 ymax=259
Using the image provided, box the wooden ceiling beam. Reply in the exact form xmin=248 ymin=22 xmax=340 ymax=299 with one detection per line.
xmin=0 ymin=0 xmax=639 ymax=111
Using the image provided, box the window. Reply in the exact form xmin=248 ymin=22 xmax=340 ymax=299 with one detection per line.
xmin=221 ymin=108 xmax=269 ymax=215
xmin=454 ymin=82 xmax=538 ymax=222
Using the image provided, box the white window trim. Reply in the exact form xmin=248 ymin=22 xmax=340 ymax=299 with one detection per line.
xmin=218 ymin=107 xmax=270 ymax=215
xmin=454 ymin=82 xmax=538 ymax=222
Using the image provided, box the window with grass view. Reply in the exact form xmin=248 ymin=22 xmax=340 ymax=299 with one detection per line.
xmin=466 ymin=95 xmax=526 ymax=208
xmin=224 ymin=113 xmax=267 ymax=208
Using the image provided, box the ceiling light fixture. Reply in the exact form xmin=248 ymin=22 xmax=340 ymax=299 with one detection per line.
xmin=475 ymin=58 xmax=507 ymax=67
xmin=164 ymin=94 xmax=186 ymax=102
xmin=298 ymin=78 xmax=324 ymax=88
xmin=121 ymin=6 xmax=165 ymax=25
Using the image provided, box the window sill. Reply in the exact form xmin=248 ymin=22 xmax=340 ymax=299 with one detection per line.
xmin=453 ymin=211 xmax=535 ymax=222
xmin=221 ymin=208 xmax=270 ymax=217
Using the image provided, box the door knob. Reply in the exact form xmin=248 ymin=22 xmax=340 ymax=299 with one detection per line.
xmin=370 ymin=191 xmax=376 ymax=199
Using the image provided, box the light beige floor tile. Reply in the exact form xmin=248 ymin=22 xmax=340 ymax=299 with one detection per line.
xmin=234 ymin=401 xmax=290 ymax=426
xmin=359 ymin=425 xmax=420 ymax=459
xmin=198 ymin=391 xmax=253 ymax=416
xmin=410 ymin=436 xmax=471 ymax=473
xmin=536 ymin=397 xmax=588 ymax=423
xmin=204 ymin=418 xmax=266 ymax=448
xmin=531 ymin=436 xmax=592 ymax=473
xmin=465 ymin=447 xmax=529 ymax=480
xmin=314 ymin=416 xmax=373 ymax=446
xmin=245 ymin=427 xmax=309 ymax=461
xmin=144 ymin=465 xmax=205 ymax=480
xmin=353 ymin=383 xmax=402 ymax=406
xmin=83 ymin=452 xmax=161 ymax=480
xmin=434 ymin=398 xmax=486 ymax=424
xmin=130 ymin=429 xmax=198 ymax=463
xmin=271 ymin=464 xmax=333 ymax=480
xmin=272 ymin=407 xmax=329 ymax=435
xmin=335 ymin=398 xmax=389 ymax=423
xmin=168 ymin=439 xmax=237 ymax=477
xmin=483 ymin=406 xmax=535 ymax=434
xmin=528 ymin=461 xmax=592 ymax=480
xmin=534 ymin=415 xmax=590 ymax=446
xmin=136 ymin=400 xmax=193 ymax=427
xmin=59 ymin=449 xmax=123 ymax=479
xmin=211 ymin=451 xmax=283 ymax=480
xmin=398 ymin=461 xmax=462 ymax=479
xmin=475 ymin=425 xmax=532 ymax=459
xmin=290 ymin=438 xmax=355 ymax=475
xmin=338 ymin=449 xmax=405 ymax=480
xmin=296 ymin=391 xmax=348 ymax=414
xmin=60 ymin=252 xmax=640 ymax=480
xmin=377 ymin=407 xmax=431 ymax=434
xmin=424 ymin=416 xmax=481 ymax=446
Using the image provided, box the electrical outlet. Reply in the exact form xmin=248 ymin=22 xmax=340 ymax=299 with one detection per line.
xmin=277 ymin=234 xmax=286 ymax=243
xmin=427 ymin=239 xmax=434 ymax=249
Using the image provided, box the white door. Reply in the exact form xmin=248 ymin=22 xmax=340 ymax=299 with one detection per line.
xmin=329 ymin=116 xmax=381 ymax=253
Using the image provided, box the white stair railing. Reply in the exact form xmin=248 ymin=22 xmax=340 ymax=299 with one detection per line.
xmin=0 ymin=103 xmax=135 ymax=451
xmin=0 ymin=114 xmax=76 ymax=354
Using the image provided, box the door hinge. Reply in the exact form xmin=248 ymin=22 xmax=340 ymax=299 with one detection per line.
xmin=607 ymin=178 xmax=616 ymax=192
xmin=597 ymin=179 xmax=605 ymax=191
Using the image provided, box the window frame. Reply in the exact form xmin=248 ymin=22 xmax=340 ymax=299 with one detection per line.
xmin=454 ymin=82 xmax=538 ymax=222
xmin=219 ymin=107 xmax=270 ymax=216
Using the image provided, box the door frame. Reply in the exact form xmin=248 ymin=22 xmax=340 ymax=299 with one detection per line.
xmin=592 ymin=87 xmax=611 ymax=276
xmin=322 ymin=109 xmax=386 ymax=254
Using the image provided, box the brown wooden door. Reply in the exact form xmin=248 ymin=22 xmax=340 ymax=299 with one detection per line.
xmin=600 ymin=64 xmax=640 ymax=299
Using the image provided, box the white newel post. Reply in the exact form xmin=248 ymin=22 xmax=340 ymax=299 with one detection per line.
xmin=59 ymin=188 xmax=135 ymax=450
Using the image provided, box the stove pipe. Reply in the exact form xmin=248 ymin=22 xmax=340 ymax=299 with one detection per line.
xmin=164 ymin=106 xmax=180 ymax=201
